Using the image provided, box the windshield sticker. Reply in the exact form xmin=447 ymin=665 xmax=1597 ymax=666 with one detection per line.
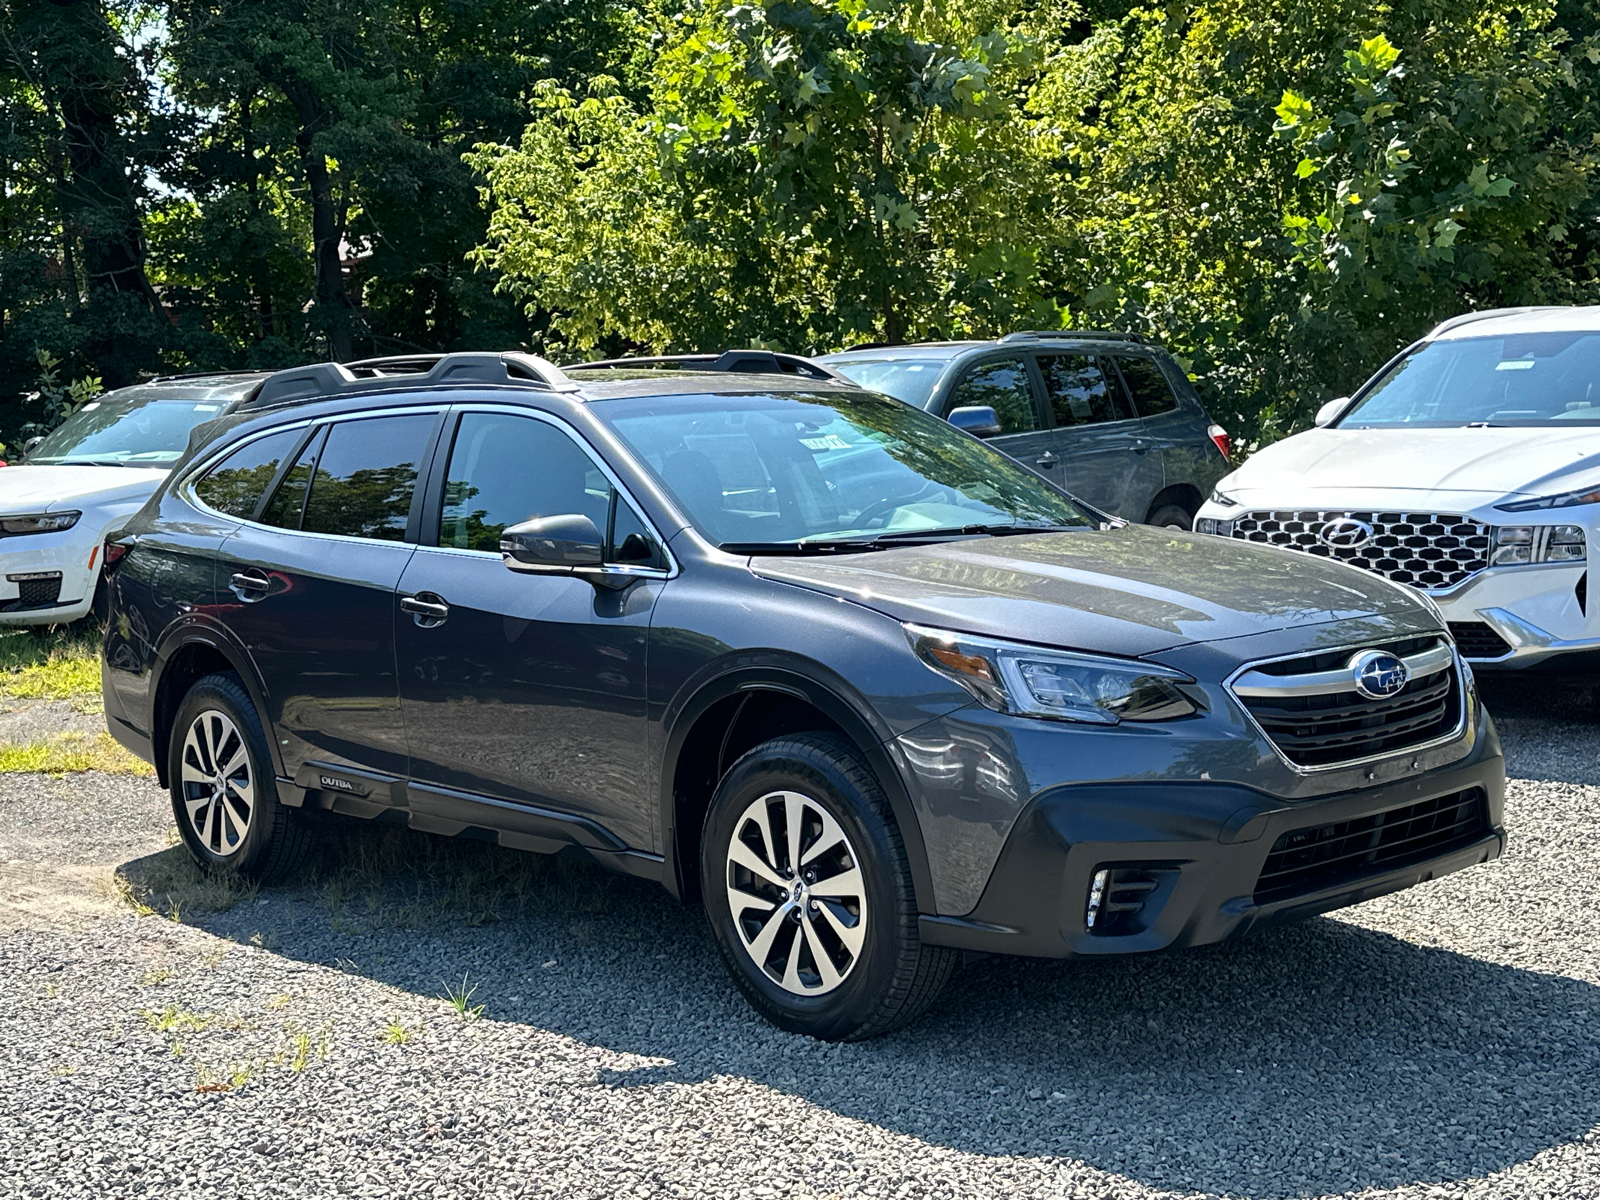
xmin=800 ymin=434 xmax=853 ymax=452
xmin=1495 ymin=360 xmax=1537 ymax=370
xmin=81 ymin=402 xmax=100 ymax=410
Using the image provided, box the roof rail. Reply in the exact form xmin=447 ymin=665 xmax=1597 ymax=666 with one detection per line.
xmin=997 ymin=330 xmax=1145 ymax=344
xmin=142 ymin=368 xmax=274 ymax=384
xmin=1424 ymin=307 xmax=1570 ymax=339
xmin=567 ymin=349 xmax=846 ymax=382
xmin=243 ymin=351 xmax=575 ymax=409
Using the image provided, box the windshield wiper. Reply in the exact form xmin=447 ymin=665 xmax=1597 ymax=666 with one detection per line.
xmin=724 ymin=523 xmax=1081 ymax=556
xmin=48 ymin=458 xmax=134 ymax=467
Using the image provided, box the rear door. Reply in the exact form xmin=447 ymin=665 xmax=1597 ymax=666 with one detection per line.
xmin=1112 ymin=351 xmax=1216 ymax=509
xmin=215 ymin=407 xmax=443 ymax=784
xmin=939 ymin=355 xmax=1059 ymax=484
xmin=1033 ymin=351 xmax=1163 ymax=519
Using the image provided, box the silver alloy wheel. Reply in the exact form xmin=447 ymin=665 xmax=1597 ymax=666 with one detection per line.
xmin=179 ymin=710 xmax=254 ymax=857
xmin=724 ymin=789 xmax=867 ymax=996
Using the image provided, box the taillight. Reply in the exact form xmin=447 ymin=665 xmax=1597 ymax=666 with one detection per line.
xmin=103 ymin=541 xmax=131 ymax=572
xmin=1207 ymin=423 xmax=1231 ymax=462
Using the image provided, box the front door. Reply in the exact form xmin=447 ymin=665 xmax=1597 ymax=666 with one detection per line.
xmin=396 ymin=408 xmax=665 ymax=850
xmin=1033 ymin=351 xmax=1164 ymax=519
xmin=215 ymin=409 xmax=442 ymax=782
xmin=941 ymin=356 xmax=1060 ymax=486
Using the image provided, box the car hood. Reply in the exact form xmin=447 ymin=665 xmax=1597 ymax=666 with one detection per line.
xmin=749 ymin=524 xmax=1425 ymax=657
xmin=0 ymin=464 xmax=169 ymax=512
xmin=1222 ymin=425 xmax=1600 ymax=501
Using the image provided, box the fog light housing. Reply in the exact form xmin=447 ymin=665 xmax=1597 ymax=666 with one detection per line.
xmin=1084 ymin=865 xmax=1171 ymax=936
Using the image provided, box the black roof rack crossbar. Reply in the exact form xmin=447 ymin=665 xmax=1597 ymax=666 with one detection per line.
xmin=243 ymin=351 xmax=575 ymax=409
xmin=996 ymin=330 xmax=1145 ymax=344
xmin=567 ymin=350 xmax=847 ymax=382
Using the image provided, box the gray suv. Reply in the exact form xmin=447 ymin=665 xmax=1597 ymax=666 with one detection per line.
xmin=102 ymin=351 xmax=1504 ymax=1041
xmin=819 ymin=332 xmax=1231 ymax=526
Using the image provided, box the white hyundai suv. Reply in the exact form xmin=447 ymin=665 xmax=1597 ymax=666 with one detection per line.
xmin=1195 ymin=306 xmax=1598 ymax=672
xmin=2 ymin=371 xmax=268 ymax=627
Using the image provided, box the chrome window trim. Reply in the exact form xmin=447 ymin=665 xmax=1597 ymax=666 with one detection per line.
xmin=186 ymin=404 xmax=444 ymax=537
xmin=1222 ymin=634 xmax=1469 ymax=776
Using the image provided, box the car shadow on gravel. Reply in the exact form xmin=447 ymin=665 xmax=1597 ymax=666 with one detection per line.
xmin=1478 ymin=675 xmax=1600 ymax=787
xmin=115 ymin=819 xmax=1600 ymax=1200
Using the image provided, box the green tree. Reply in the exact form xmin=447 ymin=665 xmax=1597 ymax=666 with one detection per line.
xmin=469 ymin=0 xmax=1067 ymax=354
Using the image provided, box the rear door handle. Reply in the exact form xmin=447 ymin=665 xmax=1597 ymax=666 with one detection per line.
xmin=229 ymin=569 xmax=271 ymax=602
xmin=1132 ymin=440 xmax=1149 ymax=455
xmin=400 ymin=592 xmax=450 ymax=628
xmin=1034 ymin=451 xmax=1058 ymax=467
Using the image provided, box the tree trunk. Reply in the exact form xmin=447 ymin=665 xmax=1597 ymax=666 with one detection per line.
xmin=282 ymin=77 xmax=357 ymax=361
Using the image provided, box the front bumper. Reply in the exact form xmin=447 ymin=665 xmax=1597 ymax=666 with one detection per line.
xmin=0 ymin=523 xmax=101 ymax=625
xmin=918 ymin=706 xmax=1505 ymax=959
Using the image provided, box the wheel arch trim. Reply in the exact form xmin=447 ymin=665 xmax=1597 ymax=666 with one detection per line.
xmin=149 ymin=617 xmax=281 ymax=789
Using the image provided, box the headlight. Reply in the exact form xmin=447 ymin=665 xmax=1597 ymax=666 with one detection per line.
xmin=0 ymin=511 xmax=80 ymax=535
xmin=1490 ymin=524 xmax=1586 ymax=566
xmin=1209 ymin=489 xmax=1240 ymax=508
xmin=905 ymin=624 xmax=1199 ymax=725
xmin=1496 ymin=486 xmax=1600 ymax=512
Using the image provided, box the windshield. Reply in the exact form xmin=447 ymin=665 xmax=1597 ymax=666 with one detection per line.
xmin=600 ymin=391 xmax=1089 ymax=548
xmin=1342 ymin=332 xmax=1600 ymax=427
xmin=826 ymin=358 xmax=951 ymax=408
xmin=29 ymin=395 xmax=229 ymax=465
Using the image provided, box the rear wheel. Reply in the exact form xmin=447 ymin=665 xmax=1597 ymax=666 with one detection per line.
xmin=168 ymin=673 xmax=312 ymax=883
xmin=1146 ymin=503 xmax=1194 ymax=530
xmin=701 ymin=734 xmax=955 ymax=1040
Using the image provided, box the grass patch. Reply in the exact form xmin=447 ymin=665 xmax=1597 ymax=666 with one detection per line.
xmin=0 ymin=625 xmax=101 ymax=702
xmin=0 ymin=731 xmax=152 ymax=775
xmin=106 ymin=851 xmax=260 ymax=919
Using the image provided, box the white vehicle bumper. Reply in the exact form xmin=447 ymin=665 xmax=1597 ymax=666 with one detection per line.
xmin=0 ymin=521 xmax=103 ymax=627
xmin=1195 ymin=499 xmax=1598 ymax=671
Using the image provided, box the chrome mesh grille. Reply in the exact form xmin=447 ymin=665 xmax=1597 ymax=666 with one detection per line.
xmin=1228 ymin=510 xmax=1492 ymax=590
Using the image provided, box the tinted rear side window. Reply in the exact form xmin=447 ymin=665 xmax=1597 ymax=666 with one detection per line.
xmin=1036 ymin=354 xmax=1130 ymax=427
xmin=194 ymin=428 xmax=303 ymax=519
xmin=261 ymin=427 xmax=325 ymax=530
xmin=301 ymin=415 xmax=435 ymax=540
xmin=1116 ymin=356 xmax=1178 ymax=416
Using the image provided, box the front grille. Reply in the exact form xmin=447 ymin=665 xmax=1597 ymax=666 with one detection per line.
xmin=13 ymin=574 xmax=62 ymax=608
xmin=1253 ymin=789 xmax=1487 ymax=905
xmin=1233 ymin=638 xmax=1462 ymax=769
xmin=1229 ymin=510 xmax=1491 ymax=590
xmin=1448 ymin=621 xmax=1514 ymax=661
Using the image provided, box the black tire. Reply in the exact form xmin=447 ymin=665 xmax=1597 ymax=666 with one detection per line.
xmin=701 ymin=733 xmax=956 ymax=1040
xmin=168 ymin=673 xmax=312 ymax=884
xmin=1146 ymin=503 xmax=1194 ymax=530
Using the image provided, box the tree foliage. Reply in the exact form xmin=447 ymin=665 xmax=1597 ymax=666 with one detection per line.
xmin=0 ymin=0 xmax=1596 ymax=450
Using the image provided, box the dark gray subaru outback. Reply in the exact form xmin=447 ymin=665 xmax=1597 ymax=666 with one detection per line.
xmin=100 ymin=351 xmax=1505 ymax=1040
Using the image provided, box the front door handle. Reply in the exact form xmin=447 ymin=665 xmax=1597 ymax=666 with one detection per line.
xmin=400 ymin=592 xmax=450 ymax=628
xmin=229 ymin=569 xmax=271 ymax=602
xmin=1132 ymin=439 xmax=1149 ymax=455
xmin=1034 ymin=451 xmax=1058 ymax=467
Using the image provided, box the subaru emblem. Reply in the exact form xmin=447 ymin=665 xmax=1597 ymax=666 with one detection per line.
xmin=1319 ymin=517 xmax=1375 ymax=549
xmin=1349 ymin=650 xmax=1410 ymax=700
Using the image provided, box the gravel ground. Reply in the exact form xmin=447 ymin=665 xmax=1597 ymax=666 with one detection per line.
xmin=1 ymin=677 xmax=1598 ymax=1200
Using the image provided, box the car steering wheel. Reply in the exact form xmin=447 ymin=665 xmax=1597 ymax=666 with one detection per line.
xmin=853 ymin=481 xmax=950 ymax=529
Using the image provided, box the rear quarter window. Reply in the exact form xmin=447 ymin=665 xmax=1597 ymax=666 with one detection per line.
xmin=1115 ymin=356 xmax=1179 ymax=417
xmin=193 ymin=428 xmax=304 ymax=519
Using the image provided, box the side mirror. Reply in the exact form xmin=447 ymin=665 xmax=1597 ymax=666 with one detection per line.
xmin=1314 ymin=397 xmax=1351 ymax=428
xmin=948 ymin=406 xmax=1001 ymax=438
xmin=500 ymin=514 xmax=603 ymax=573
xmin=22 ymin=436 xmax=43 ymax=458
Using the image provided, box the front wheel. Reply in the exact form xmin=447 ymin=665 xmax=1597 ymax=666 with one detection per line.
xmin=1146 ymin=502 xmax=1194 ymax=530
xmin=701 ymin=734 xmax=955 ymax=1040
xmin=168 ymin=673 xmax=312 ymax=884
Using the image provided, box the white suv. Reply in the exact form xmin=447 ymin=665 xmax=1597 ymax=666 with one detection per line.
xmin=1195 ymin=306 xmax=1598 ymax=671
xmin=2 ymin=372 xmax=267 ymax=627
